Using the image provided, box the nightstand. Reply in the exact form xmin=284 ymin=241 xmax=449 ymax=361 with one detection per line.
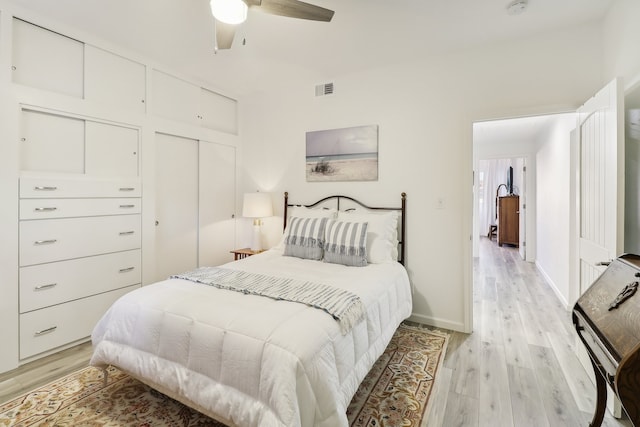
xmin=230 ymin=248 xmax=263 ymax=260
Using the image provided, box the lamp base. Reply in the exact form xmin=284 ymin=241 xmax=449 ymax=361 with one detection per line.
xmin=250 ymin=221 xmax=262 ymax=252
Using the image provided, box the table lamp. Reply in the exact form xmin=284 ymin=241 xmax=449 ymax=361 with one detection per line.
xmin=242 ymin=192 xmax=273 ymax=252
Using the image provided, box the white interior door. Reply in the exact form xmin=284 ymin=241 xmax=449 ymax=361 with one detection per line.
xmin=578 ymin=78 xmax=624 ymax=296
xmin=576 ymin=77 xmax=624 ymax=417
xmin=155 ymin=133 xmax=198 ymax=281
xmin=517 ymin=158 xmax=526 ymax=259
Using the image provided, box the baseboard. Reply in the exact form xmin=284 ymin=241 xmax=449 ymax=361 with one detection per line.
xmin=534 ymin=261 xmax=570 ymax=310
xmin=407 ymin=313 xmax=466 ymax=333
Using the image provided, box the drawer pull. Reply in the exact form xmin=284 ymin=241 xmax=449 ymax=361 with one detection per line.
xmin=34 ymin=283 xmax=57 ymax=291
xmin=119 ymin=231 xmax=135 ymax=236
xmin=119 ymin=187 xmax=136 ymax=192
xmin=34 ymin=186 xmax=57 ymax=191
xmin=34 ymin=326 xmax=57 ymax=336
xmin=34 ymin=207 xmax=58 ymax=212
xmin=119 ymin=267 xmax=135 ymax=273
xmin=119 ymin=204 xmax=135 ymax=208
xmin=34 ymin=239 xmax=57 ymax=245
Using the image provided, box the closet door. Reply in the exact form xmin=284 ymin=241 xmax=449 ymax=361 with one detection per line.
xmin=152 ymin=70 xmax=200 ymax=125
xmin=199 ymin=141 xmax=236 ymax=266
xmin=20 ymin=110 xmax=84 ymax=173
xmin=84 ymin=45 xmax=146 ymax=113
xmin=200 ymin=88 xmax=238 ymax=135
xmin=85 ymin=122 xmax=139 ymax=177
xmin=12 ymin=19 xmax=84 ymax=98
xmin=155 ymin=133 xmax=198 ymax=281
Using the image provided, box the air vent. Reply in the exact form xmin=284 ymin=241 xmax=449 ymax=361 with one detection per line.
xmin=315 ymin=82 xmax=334 ymax=97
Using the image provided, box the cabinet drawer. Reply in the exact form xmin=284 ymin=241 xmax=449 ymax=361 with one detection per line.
xmin=20 ymin=176 xmax=141 ymax=198
xmin=19 ymin=284 xmax=138 ymax=359
xmin=20 ymin=249 xmax=141 ymax=313
xmin=20 ymin=215 xmax=141 ymax=266
xmin=20 ymin=198 xmax=141 ymax=220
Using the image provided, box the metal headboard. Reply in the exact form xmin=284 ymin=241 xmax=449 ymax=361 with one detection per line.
xmin=283 ymin=192 xmax=407 ymax=265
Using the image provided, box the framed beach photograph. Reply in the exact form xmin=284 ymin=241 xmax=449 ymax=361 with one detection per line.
xmin=306 ymin=124 xmax=379 ymax=182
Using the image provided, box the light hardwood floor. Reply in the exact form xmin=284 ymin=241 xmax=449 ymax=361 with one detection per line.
xmin=426 ymin=237 xmax=632 ymax=427
xmin=0 ymin=237 xmax=634 ymax=426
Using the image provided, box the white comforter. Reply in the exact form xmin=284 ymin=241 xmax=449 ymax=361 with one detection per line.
xmin=90 ymin=249 xmax=412 ymax=427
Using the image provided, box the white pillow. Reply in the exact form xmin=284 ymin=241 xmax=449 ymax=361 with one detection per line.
xmin=337 ymin=210 xmax=399 ymax=263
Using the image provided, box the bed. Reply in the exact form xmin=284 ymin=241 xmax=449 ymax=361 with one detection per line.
xmin=90 ymin=192 xmax=412 ymax=427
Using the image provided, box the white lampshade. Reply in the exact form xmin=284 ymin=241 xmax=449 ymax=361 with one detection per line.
xmin=210 ymin=0 xmax=248 ymax=25
xmin=243 ymin=192 xmax=273 ymax=218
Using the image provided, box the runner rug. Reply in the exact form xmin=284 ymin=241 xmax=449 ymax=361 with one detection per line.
xmin=0 ymin=324 xmax=448 ymax=427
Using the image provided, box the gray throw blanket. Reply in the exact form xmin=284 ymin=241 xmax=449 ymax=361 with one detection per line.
xmin=171 ymin=267 xmax=364 ymax=334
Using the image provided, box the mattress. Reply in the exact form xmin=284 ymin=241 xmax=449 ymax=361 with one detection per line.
xmin=90 ymin=249 xmax=413 ymax=427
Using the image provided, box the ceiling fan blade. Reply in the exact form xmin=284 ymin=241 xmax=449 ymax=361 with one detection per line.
xmin=252 ymin=0 xmax=334 ymax=22
xmin=215 ymin=20 xmax=237 ymax=50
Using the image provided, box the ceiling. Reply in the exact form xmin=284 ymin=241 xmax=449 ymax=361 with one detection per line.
xmin=6 ymin=0 xmax=614 ymax=97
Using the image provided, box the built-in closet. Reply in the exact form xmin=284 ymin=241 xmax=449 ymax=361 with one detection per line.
xmin=0 ymin=12 xmax=239 ymax=374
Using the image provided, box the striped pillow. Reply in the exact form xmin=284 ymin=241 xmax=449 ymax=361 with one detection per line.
xmin=324 ymin=220 xmax=368 ymax=267
xmin=283 ymin=217 xmax=328 ymax=260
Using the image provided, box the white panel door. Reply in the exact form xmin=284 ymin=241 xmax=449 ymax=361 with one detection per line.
xmin=200 ymin=88 xmax=238 ymax=134
xmin=84 ymin=45 xmax=146 ymax=113
xmin=12 ymin=18 xmax=83 ymax=98
xmin=20 ymin=110 xmax=85 ymax=173
xmin=151 ymin=70 xmax=200 ymax=125
xmin=199 ymin=141 xmax=236 ymax=267
xmin=578 ymin=78 xmax=624 ymax=296
xmin=155 ymin=133 xmax=199 ymax=280
xmin=85 ymin=121 xmax=139 ymax=176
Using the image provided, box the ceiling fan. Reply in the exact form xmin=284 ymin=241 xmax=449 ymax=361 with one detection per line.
xmin=210 ymin=0 xmax=335 ymax=51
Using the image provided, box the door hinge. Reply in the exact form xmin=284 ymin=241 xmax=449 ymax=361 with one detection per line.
xmin=523 ymin=241 xmax=526 ymax=247
xmin=523 ymin=166 xmax=527 ymax=172
xmin=523 ymin=203 xmax=526 ymax=209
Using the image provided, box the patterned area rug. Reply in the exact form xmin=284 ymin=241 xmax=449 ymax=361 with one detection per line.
xmin=0 ymin=324 xmax=447 ymax=427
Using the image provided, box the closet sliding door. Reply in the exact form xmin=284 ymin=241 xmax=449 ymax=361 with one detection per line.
xmin=199 ymin=141 xmax=236 ymax=267
xmin=155 ymin=133 xmax=199 ymax=280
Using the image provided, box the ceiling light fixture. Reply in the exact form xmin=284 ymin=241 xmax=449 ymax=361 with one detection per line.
xmin=210 ymin=0 xmax=248 ymax=25
xmin=506 ymin=0 xmax=528 ymax=15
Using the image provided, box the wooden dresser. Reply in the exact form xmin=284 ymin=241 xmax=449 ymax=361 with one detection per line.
xmin=497 ymin=195 xmax=519 ymax=247
xmin=572 ymin=254 xmax=640 ymax=427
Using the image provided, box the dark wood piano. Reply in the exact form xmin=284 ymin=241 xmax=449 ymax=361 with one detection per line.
xmin=573 ymin=254 xmax=640 ymax=427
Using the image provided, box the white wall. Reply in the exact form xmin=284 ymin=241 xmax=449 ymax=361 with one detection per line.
xmin=241 ymin=24 xmax=604 ymax=332
xmin=603 ymin=0 xmax=640 ymax=86
xmin=534 ymin=114 xmax=576 ymax=307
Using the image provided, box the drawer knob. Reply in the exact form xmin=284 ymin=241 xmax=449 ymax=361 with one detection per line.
xmin=34 ymin=239 xmax=57 ymax=245
xmin=34 ymin=207 xmax=57 ymax=212
xmin=34 ymin=326 xmax=57 ymax=336
xmin=119 ymin=187 xmax=135 ymax=192
xmin=119 ymin=204 xmax=135 ymax=209
xmin=119 ymin=267 xmax=135 ymax=273
xmin=34 ymin=283 xmax=57 ymax=291
xmin=119 ymin=231 xmax=135 ymax=236
xmin=34 ymin=186 xmax=57 ymax=191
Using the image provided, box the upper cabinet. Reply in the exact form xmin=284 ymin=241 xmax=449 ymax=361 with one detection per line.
xmin=20 ymin=109 xmax=140 ymax=177
xmin=152 ymin=70 xmax=238 ymax=135
xmin=84 ymin=45 xmax=146 ymax=114
xmin=12 ymin=19 xmax=147 ymax=113
xmin=12 ymin=18 xmax=84 ymax=98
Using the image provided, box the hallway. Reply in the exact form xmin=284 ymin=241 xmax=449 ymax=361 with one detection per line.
xmin=431 ymin=237 xmax=631 ymax=426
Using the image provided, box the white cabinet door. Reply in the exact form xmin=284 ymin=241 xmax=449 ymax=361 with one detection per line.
xmin=155 ymin=133 xmax=199 ymax=280
xmin=84 ymin=45 xmax=146 ymax=113
xmin=20 ymin=110 xmax=85 ymax=173
xmin=152 ymin=70 xmax=200 ymax=125
xmin=85 ymin=121 xmax=139 ymax=177
xmin=199 ymin=141 xmax=236 ymax=267
xmin=200 ymin=88 xmax=238 ymax=134
xmin=12 ymin=18 xmax=83 ymax=98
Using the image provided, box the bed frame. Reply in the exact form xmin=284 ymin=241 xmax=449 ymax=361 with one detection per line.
xmin=283 ymin=192 xmax=407 ymax=265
